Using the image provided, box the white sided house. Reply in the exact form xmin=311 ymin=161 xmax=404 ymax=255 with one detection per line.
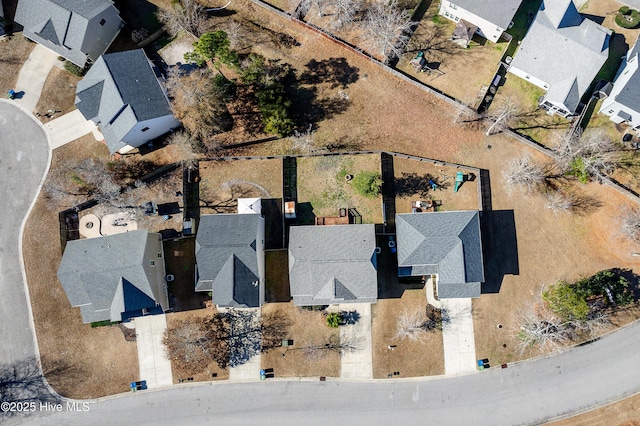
xmin=599 ymin=35 xmax=640 ymax=131
xmin=75 ymin=49 xmax=180 ymax=154
xmin=507 ymin=0 xmax=610 ymax=117
xmin=439 ymin=0 xmax=522 ymax=44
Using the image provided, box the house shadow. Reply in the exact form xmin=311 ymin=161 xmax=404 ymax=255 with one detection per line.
xmin=480 ymin=210 xmax=519 ymax=294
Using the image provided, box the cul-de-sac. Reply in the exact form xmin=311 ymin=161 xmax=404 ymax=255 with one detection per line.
xmin=2 ymin=0 xmax=640 ymax=424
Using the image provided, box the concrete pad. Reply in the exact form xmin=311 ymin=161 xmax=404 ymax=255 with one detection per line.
xmin=441 ymin=298 xmax=477 ymax=375
xmin=229 ymin=353 xmax=261 ymax=381
xmin=338 ymin=303 xmax=373 ymax=379
xmin=46 ymin=110 xmax=98 ymax=149
xmin=101 ymin=212 xmax=138 ymax=236
xmin=79 ymin=214 xmax=101 ymax=238
xmin=14 ymin=44 xmax=59 ymax=113
xmin=134 ymin=314 xmax=173 ymax=389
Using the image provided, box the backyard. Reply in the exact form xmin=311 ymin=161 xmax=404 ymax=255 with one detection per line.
xmin=296 ymin=154 xmax=383 ymax=224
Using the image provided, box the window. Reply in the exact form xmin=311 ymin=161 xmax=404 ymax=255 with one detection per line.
xmin=150 ymin=260 xmax=156 ymax=267
xmin=99 ymin=18 xmax=106 ymax=26
xmin=141 ymin=126 xmax=150 ymax=132
xmin=449 ymin=2 xmax=457 ymax=9
xmin=608 ymin=109 xmax=615 ymax=114
xmin=157 ymin=252 xmax=162 ymax=258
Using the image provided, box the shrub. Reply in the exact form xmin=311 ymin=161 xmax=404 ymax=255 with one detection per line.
xmin=615 ymin=8 xmax=640 ymax=29
xmin=575 ymin=270 xmax=633 ymax=306
xmin=566 ymin=156 xmax=590 ymax=184
xmin=213 ymin=73 xmax=236 ymax=100
xmin=542 ymin=281 xmax=590 ymax=322
xmin=91 ymin=320 xmax=120 ymax=328
xmin=352 ymin=171 xmax=383 ymax=198
xmin=620 ymin=6 xmax=630 ymax=14
xmin=326 ymin=312 xmax=342 ymax=328
xmin=255 ymin=81 xmax=294 ymax=136
xmin=64 ymin=61 xmax=87 ymax=76
xmin=189 ymin=30 xmax=240 ymax=68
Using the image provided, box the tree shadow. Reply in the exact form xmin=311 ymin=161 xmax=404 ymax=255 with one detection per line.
xmin=480 ymin=210 xmax=519 ymax=294
xmin=0 ymin=358 xmax=61 ymax=419
xmin=299 ymin=57 xmax=360 ymax=89
xmin=394 ymin=172 xmax=450 ymax=197
xmin=289 ymin=85 xmax=352 ymax=127
xmin=340 ymin=310 xmax=360 ymax=325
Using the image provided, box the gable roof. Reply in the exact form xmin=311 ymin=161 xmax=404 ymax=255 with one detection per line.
xmin=288 ymin=224 xmax=378 ymax=305
xmin=509 ymin=0 xmax=610 ymax=114
xmin=195 ymin=214 xmax=263 ymax=308
xmin=15 ymin=0 xmax=122 ymax=66
xmin=57 ymin=230 xmax=165 ymax=323
xmin=601 ymin=34 xmax=640 ymax=113
xmin=451 ymin=0 xmax=522 ymax=29
xmin=75 ymin=49 xmax=174 ymax=154
xmin=396 ymin=211 xmax=484 ymax=298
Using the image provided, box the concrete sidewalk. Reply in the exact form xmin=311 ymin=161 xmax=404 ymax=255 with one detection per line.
xmin=441 ymin=298 xmax=477 ymax=375
xmin=14 ymin=44 xmax=59 ymax=114
xmin=134 ymin=314 xmax=173 ymax=389
xmin=46 ymin=110 xmax=99 ymax=149
xmin=338 ymin=303 xmax=373 ymax=379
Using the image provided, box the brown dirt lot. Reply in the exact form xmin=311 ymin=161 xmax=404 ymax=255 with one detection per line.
xmin=23 ymin=137 xmax=138 ymax=398
xmin=392 ymin=156 xmax=479 ymax=213
xmin=165 ymin=307 xmax=230 ymax=383
xmin=35 ymin=66 xmax=80 ymax=123
xmin=296 ymin=154 xmax=383 ymax=223
xmin=548 ymin=392 xmax=640 ymax=426
xmin=260 ymin=302 xmax=341 ymax=377
xmin=0 ymin=35 xmax=35 ymax=95
xmin=199 ymin=158 xmax=283 ymax=214
xmin=372 ymin=289 xmax=444 ymax=378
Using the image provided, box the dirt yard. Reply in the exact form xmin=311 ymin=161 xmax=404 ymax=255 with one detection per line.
xmin=549 ymin=392 xmax=640 ymax=426
xmin=397 ymin=2 xmax=509 ymax=102
xmin=392 ymin=156 xmax=479 ymax=213
xmin=34 ymin=66 xmax=80 ymax=123
xmin=165 ymin=306 xmax=230 ymax=383
xmin=199 ymin=158 xmax=283 ymax=215
xmin=372 ymin=289 xmax=444 ymax=378
xmin=580 ymin=0 xmax=640 ymax=43
xmin=261 ymin=302 xmax=341 ymax=377
xmin=296 ymin=154 xmax=383 ymax=223
xmin=22 ymin=137 xmax=139 ymax=398
xmin=453 ymin=134 xmax=640 ymax=365
xmin=0 ymin=35 xmax=35 ymax=95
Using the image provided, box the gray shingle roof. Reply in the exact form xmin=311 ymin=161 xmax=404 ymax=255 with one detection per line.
xmin=75 ymin=49 xmax=174 ymax=154
xmin=396 ymin=211 xmax=484 ymax=299
xmin=288 ymin=224 xmax=378 ymax=306
xmin=451 ymin=0 xmax=522 ymax=29
xmin=57 ymin=231 xmax=166 ymax=323
xmin=604 ymin=34 xmax=640 ymax=113
xmin=15 ymin=0 xmax=122 ymax=66
xmin=195 ymin=214 xmax=263 ymax=308
xmin=509 ymin=0 xmax=610 ymax=114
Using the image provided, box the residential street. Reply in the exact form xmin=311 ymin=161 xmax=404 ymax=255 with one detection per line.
xmin=22 ymin=320 xmax=640 ymax=426
xmin=0 ymin=101 xmax=50 ymax=366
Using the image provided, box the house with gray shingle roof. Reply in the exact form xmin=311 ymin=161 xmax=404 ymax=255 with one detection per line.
xmin=15 ymin=0 xmax=123 ymax=67
xmin=395 ymin=211 xmax=484 ymax=299
xmin=439 ymin=0 xmax=522 ymax=44
xmin=75 ymin=49 xmax=180 ymax=154
xmin=57 ymin=230 xmax=169 ymax=323
xmin=599 ymin=34 xmax=640 ymax=130
xmin=195 ymin=214 xmax=265 ymax=308
xmin=288 ymin=224 xmax=378 ymax=306
xmin=507 ymin=0 xmax=611 ymax=117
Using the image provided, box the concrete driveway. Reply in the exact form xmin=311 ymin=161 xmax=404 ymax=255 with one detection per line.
xmin=440 ymin=298 xmax=477 ymax=375
xmin=134 ymin=314 xmax=173 ymax=389
xmin=0 ymin=101 xmax=50 ymax=367
xmin=338 ymin=303 xmax=373 ymax=379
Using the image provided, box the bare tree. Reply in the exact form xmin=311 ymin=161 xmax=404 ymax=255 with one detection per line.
xmin=361 ymin=0 xmax=413 ymax=61
xmin=502 ymin=154 xmax=547 ymax=194
xmin=620 ymin=206 xmax=640 ymax=243
xmin=300 ymin=0 xmax=331 ymax=18
xmin=453 ymin=99 xmax=481 ymax=126
xmin=545 ymin=191 xmax=574 ymax=214
xmin=326 ymin=0 xmax=362 ymax=29
xmin=485 ymin=96 xmax=518 ymax=136
xmin=290 ymin=124 xmax=316 ymax=153
xmin=554 ymin=130 xmax=617 ymax=183
xmin=156 ymin=0 xmax=208 ymax=38
xmin=165 ymin=68 xmax=231 ymax=150
xmin=304 ymin=333 xmax=360 ymax=361
xmin=394 ymin=306 xmax=439 ymax=340
xmin=545 ymin=190 xmax=602 ymax=215
xmin=168 ymin=130 xmax=200 ymax=169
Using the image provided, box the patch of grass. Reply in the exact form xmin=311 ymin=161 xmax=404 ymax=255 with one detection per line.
xmin=431 ymin=14 xmax=447 ymax=25
xmin=615 ymin=7 xmax=640 ymax=29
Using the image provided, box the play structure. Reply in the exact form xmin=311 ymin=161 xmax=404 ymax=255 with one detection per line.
xmin=454 ymin=172 xmax=464 ymax=192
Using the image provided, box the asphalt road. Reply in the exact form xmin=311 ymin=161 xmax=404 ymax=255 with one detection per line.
xmin=19 ymin=320 xmax=640 ymax=426
xmin=0 ymin=101 xmax=50 ymax=366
